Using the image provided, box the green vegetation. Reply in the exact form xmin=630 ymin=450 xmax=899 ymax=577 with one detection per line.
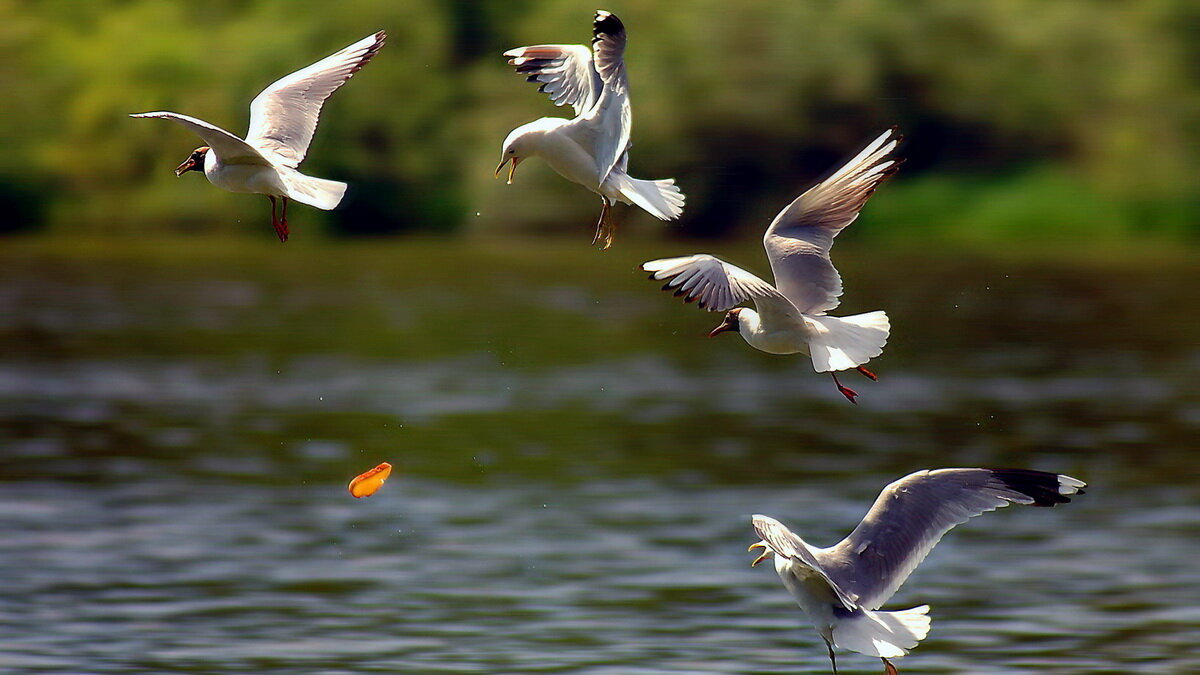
xmin=1 ymin=0 xmax=1197 ymax=244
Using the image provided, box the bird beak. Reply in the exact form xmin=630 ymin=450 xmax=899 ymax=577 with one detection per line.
xmin=174 ymin=157 xmax=197 ymax=177
xmin=748 ymin=542 xmax=771 ymax=567
xmin=495 ymin=157 xmax=520 ymax=184
xmin=708 ymin=314 xmax=738 ymax=338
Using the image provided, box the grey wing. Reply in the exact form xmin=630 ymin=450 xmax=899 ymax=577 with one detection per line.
xmin=581 ymin=10 xmax=630 ymax=182
xmin=504 ymin=44 xmax=602 ymax=116
xmin=763 ymin=128 xmax=901 ymax=314
xmin=245 ymin=31 xmax=386 ymax=168
xmin=129 ymin=111 xmax=271 ymax=165
xmin=752 ymin=515 xmax=858 ymax=611
xmin=641 ymin=254 xmax=801 ymax=322
xmin=590 ymin=10 xmax=628 ymax=94
xmin=818 ymin=468 xmax=1086 ymax=610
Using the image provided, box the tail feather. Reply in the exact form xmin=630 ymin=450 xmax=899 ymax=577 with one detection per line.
xmin=805 ymin=311 xmax=890 ymax=372
xmin=610 ymin=173 xmax=685 ymax=220
xmin=835 ymin=605 xmax=931 ymax=659
xmin=281 ymin=171 xmax=347 ymax=210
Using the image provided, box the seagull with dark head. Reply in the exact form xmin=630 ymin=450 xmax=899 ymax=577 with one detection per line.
xmin=498 ymin=10 xmax=684 ymax=249
xmin=749 ymin=468 xmax=1086 ymax=674
xmin=132 ymin=31 xmax=386 ymax=242
xmin=642 ymin=128 xmax=901 ymax=403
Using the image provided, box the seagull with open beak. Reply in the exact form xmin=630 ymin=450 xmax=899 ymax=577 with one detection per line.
xmin=496 ymin=10 xmax=684 ymax=249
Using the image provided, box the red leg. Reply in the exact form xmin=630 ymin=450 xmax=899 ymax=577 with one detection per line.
xmin=856 ymin=365 xmax=878 ymax=381
xmin=273 ymin=196 xmax=289 ymax=243
xmin=882 ymin=657 xmax=898 ymax=675
xmin=268 ymin=196 xmax=281 ymax=240
xmin=831 ymin=372 xmax=858 ymax=404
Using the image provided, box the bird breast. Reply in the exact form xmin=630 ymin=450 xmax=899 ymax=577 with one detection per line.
xmin=205 ymin=155 xmax=285 ymax=196
xmin=743 ymin=323 xmax=812 ymax=355
xmin=535 ymin=129 xmax=605 ymax=191
xmin=778 ymin=561 xmax=840 ymax=635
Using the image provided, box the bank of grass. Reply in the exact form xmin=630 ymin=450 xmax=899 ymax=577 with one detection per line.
xmin=855 ymin=166 xmax=1199 ymax=254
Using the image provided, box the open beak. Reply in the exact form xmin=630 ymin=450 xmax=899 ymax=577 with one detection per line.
xmin=748 ymin=542 xmax=772 ymax=567
xmin=708 ymin=315 xmax=738 ymax=338
xmin=494 ymin=157 xmax=520 ymax=184
xmin=174 ymin=157 xmax=197 ymax=177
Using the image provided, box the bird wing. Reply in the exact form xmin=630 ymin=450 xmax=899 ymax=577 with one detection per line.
xmin=641 ymin=254 xmax=802 ymax=324
xmin=818 ymin=468 xmax=1086 ymax=610
xmin=560 ymin=11 xmax=630 ymax=183
xmin=504 ymin=44 xmax=602 ymax=116
xmin=129 ymin=111 xmax=271 ymax=166
xmin=753 ymin=515 xmax=858 ymax=611
xmin=245 ymin=31 xmax=386 ymax=168
xmin=763 ymin=128 xmax=901 ymax=315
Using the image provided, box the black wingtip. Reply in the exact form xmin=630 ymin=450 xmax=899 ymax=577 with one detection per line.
xmin=990 ymin=469 xmax=1085 ymax=507
xmin=593 ymin=10 xmax=624 ymax=39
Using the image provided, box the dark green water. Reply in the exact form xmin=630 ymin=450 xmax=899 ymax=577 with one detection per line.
xmin=0 ymin=238 xmax=1197 ymax=673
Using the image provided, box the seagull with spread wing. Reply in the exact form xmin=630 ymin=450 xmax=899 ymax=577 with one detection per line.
xmin=749 ymin=468 xmax=1087 ymax=674
xmin=131 ymin=31 xmax=386 ymax=242
xmin=642 ymin=128 xmax=900 ymax=402
xmin=497 ymin=10 xmax=684 ymax=249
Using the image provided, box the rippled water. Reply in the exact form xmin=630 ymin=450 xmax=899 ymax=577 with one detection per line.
xmin=0 ymin=241 xmax=1197 ymax=673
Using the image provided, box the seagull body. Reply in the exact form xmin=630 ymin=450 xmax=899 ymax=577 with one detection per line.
xmin=642 ymin=128 xmax=900 ymax=402
xmin=131 ymin=31 xmax=386 ymax=242
xmin=749 ymin=468 xmax=1087 ymax=673
xmin=497 ymin=10 xmax=684 ymax=249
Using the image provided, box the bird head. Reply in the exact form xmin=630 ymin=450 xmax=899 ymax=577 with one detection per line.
xmin=748 ymin=540 xmax=774 ymax=567
xmin=708 ymin=308 xmax=745 ymax=338
xmin=495 ymin=120 xmax=558 ymax=184
xmin=495 ymin=128 xmax=534 ymax=184
xmin=175 ymin=146 xmax=209 ymax=176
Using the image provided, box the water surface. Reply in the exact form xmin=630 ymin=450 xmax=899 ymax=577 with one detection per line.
xmin=0 ymin=240 xmax=1197 ymax=673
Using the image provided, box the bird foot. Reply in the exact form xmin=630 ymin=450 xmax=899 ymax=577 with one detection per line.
xmin=273 ymin=219 xmax=289 ymax=243
xmin=836 ymin=384 xmax=859 ymax=404
xmin=882 ymin=657 xmax=898 ymax=675
xmin=592 ymin=203 xmax=616 ymax=250
xmin=591 ymin=222 xmax=615 ymax=250
xmin=856 ymin=365 xmax=878 ymax=381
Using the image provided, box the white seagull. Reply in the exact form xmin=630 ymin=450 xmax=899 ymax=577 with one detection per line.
xmin=497 ymin=10 xmax=684 ymax=249
xmin=641 ymin=128 xmax=900 ymax=403
xmin=131 ymin=31 xmax=386 ymax=242
xmin=749 ymin=468 xmax=1087 ymax=674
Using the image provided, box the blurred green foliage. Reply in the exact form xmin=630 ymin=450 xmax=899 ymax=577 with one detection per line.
xmin=0 ymin=0 xmax=1196 ymax=241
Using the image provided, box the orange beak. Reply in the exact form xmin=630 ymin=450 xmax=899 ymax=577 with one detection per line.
xmin=748 ymin=542 xmax=772 ymax=567
xmin=495 ymin=157 xmax=520 ymax=184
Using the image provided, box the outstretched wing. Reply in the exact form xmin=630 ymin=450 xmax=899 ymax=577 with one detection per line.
xmin=245 ymin=31 xmax=386 ymax=168
xmin=504 ymin=44 xmax=601 ymax=116
xmin=818 ymin=468 xmax=1086 ymax=610
xmin=753 ymin=515 xmax=858 ymax=611
xmin=582 ymin=10 xmax=631 ymax=182
xmin=590 ymin=10 xmax=628 ymax=95
xmin=130 ymin=111 xmax=270 ymax=165
xmin=763 ymin=128 xmax=901 ymax=315
xmin=641 ymin=254 xmax=802 ymax=323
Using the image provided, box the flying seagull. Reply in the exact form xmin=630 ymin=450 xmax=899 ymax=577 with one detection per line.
xmin=749 ymin=468 xmax=1086 ymax=674
xmin=131 ymin=31 xmax=386 ymax=242
xmin=641 ymin=128 xmax=900 ymax=402
xmin=497 ymin=10 xmax=684 ymax=249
